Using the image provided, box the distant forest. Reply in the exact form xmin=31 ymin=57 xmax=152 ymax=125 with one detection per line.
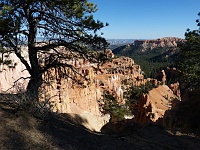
xmin=112 ymin=43 xmax=180 ymax=82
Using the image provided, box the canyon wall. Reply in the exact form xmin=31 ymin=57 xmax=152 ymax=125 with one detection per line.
xmin=163 ymin=90 xmax=200 ymax=135
xmin=0 ymin=49 xmax=146 ymax=131
xmin=40 ymin=54 xmax=145 ymax=116
xmin=136 ymin=85 xmax=180 ymax=124
xmin=0 ymin=50 xmax=29 ymax=93
xmin=134 ymin=37 xmax=184 ymax=49
xmin=0 ymin=47 xmax=181 ymax=131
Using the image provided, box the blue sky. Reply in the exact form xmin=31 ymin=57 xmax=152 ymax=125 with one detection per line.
xmin=91 ymin=0 xmax=200 ymax=39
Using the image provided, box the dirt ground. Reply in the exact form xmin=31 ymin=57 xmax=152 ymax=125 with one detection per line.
xmin=0 ymin=98 xmax=200 ymax=150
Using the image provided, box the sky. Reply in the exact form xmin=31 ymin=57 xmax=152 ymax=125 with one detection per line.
xmin=91 ymin=0 xmax=200 ymax=39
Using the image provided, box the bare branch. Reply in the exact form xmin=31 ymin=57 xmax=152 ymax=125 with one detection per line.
xmin=14 ymin=48 xmax=31 ymax=74
xmin=6 ymin=76 xmax=30 ymax=92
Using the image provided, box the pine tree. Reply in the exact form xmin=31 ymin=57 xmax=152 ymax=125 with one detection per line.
xmin=0 ymin=0 xmax=108 ymax=99
xmin=178 ymin=13 xmax=200 ymax=91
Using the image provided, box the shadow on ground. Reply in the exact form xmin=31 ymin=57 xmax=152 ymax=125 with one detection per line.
xmin=0 ymin=94 xmax=200 ymax=150
xmin=0 ymin=95 xmax=132 ymax=150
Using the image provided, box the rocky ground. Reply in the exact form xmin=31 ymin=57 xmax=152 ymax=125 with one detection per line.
xmin=1 ymin=97 xmax=200 ymax=150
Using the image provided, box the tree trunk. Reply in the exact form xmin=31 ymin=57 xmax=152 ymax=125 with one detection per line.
xmin=26 ymin=73 xmax=43 ymax=101
xmin=26 ymin=16 xmax=41 ymax=100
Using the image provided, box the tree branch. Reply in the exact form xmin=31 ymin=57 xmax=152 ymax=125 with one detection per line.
xmin=14 ymin=48 xmax=31 ymax=74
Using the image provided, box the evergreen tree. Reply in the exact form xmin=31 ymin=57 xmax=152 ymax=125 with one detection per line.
xmin=0 ymin=0 xmax=108 ymax=99
xmin=178 ymin=13 xmax=200 ymax=91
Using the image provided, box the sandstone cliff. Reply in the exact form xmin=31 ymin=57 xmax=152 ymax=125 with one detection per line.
xmin=0 ymin=50 xmax=29 ymax=93
xmin=112 ymin=37 xmax=184 ymax=79
xmin=41 ymin=53 xmax=145 ymax=116
xmin=136 ymin=85 xmax=180 ymax=124
xmin=0 ymin=49 xmax=146 ymax=131
xmin=0 ymin=48 xmax=181 ymax=131
xmin=163 ymin=90 xmax=200 ymax=136
xmin=113 ymin=37 xmax=184 ymax=54
xmin=134 ymin=37 xmax=184 ymax=50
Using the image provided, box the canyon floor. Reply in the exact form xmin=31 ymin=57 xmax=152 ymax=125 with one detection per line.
xmin=0 ymin=98 xmax=200 ymax=150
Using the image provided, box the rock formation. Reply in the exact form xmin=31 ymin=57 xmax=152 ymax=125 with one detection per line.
xmin=41 ymin=54 xmax=145 ymax=115
xmin=163 ymin=90 xmax=200 ymax=135
xmin=136 ymin=85 xmax=180 ymax=124
xmin=0 ymin=47 xmax=181 ymax=131
xmin=112 ymin=37 xmax=184 ymax=59
xmin=157 ymin=70 xmax=167 ymax=84
xmin=169 ymin=82 xmax=181 ymax=98
xmin=0 ymin=48 xmax=146 ymax=131
xmin=134 ymin=37 xmax=184 ymax=50
xmin=0 ymin=50 xmax=29 ymax=93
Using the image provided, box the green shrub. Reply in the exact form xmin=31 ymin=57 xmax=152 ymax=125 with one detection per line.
xmin=101 ymin=91 xmax=130 ymax=122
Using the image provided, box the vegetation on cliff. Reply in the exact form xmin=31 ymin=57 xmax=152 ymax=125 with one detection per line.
xmin=0 ymin=0 xmax=108 ymax=100
xmin=163 ymin=13 xmax=200 ymax=136
xmin=112 ymin=38 xmax=183 ymax=79
xmin=101 ymin=91 xmax=130 ymax=122
xmin=0 ymin=0 xmax=200 ymax=145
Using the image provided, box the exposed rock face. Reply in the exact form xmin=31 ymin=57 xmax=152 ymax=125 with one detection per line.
xmin=0 ymin=51 xmax=29 ymax=93
xmin=169 ymin=82 xmax=181 ymax=98
xmin=163 ymin=90 xmax=200 ymax=135
xmin=0 ymin=49 xmax=146 ymax=131
xmin=64 ymin=113 xmax=110 ymax=132
xmin=157 ymin=70 xmax=167 ymax=84
xmin=0 ymin=48 xmax=181 ymax=131
xmin=41 ymin=54 xmax=145 ymax=116
xmin=136 ymin=85 xmax=180 ymax=124
xmin=134 ymin=37 xmax=184 ymax=50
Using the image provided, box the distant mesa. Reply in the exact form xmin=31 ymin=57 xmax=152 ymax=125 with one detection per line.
xmin=134 ymin=37 xmax=184 ymax=48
